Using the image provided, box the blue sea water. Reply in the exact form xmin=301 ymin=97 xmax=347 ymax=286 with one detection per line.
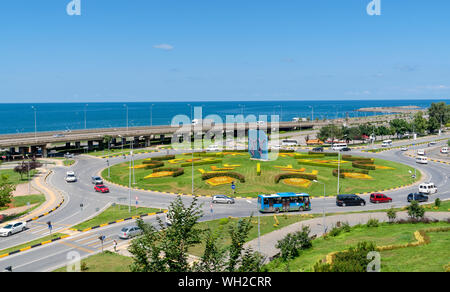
xmin=0 ymin=100 xmax=447 ymax=135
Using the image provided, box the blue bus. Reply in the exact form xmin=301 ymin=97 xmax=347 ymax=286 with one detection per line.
xmin=257 ymin=192 xmax=311 ymax=213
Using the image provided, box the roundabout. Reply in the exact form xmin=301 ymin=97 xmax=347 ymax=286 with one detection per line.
xmin=101 ymin=151 xmax=422 ymax=198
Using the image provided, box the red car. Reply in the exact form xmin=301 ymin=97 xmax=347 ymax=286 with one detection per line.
xmin=370 ymin=193 xmax=392 ymax=204
xmin=94 ymin=184 xmax=110 ymax=193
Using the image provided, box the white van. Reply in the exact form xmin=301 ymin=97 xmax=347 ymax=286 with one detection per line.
xmin=417 ymin=149 xmax=425 ymax=156
xmin=416 ymin=156 xmax=428 ymax=164
xmin=419 ymin=182 xmax=437 ymax=194
xmin=441 ymin=147 xmax=449 ymax=154
xmin=281 ymin=139 xmax=298 ymax=147
xmin=331 ymin=143 xmax=347 ymax=151
xmin=206 ymin=145 xmax=220 ymax=152
xmin=381 ymin=140 xmax=393 ymax=147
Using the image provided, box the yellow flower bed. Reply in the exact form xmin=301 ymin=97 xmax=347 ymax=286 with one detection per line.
xmin=206 ymin=176 xmax=235 ymax=186
xmin=211 ymin=166 xmax=235 ymax=171
xmin=224 ymin=164 xmax=241 ymax=167
xmin=342 ymin=172 xmax=373 ymax=179
xmin=282 ymin=178 xmax=312 ymax=188
xmin=223 ymin=152 xmax=246 ymax=156
xmin=274 ymin=164 xmax=293 ymax=169
xmin=278 ymin=153 xmax=295 ymax=157
xmin=144 ymin=171 xmax=174 ymax=178
xmin=374 ymin=165 xmax=395 ymax=170
xmin=168 ymin=159 xmax=184 ymax=164
xmin=129 ymin=164 xmax=147 ymax=169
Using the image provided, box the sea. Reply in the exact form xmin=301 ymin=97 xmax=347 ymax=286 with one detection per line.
xmin=0 ymin=100 xmax=448 ymax=135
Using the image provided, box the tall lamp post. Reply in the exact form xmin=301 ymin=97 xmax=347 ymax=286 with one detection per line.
xmin=123 ymin=104 xmax=129 ymax=133
xmin=308 ymin=106 xmax=314 ymax=121
xmin=150 ymin=104 xmax=154 ymax=127
xmin=84 ymin=104 xmax=88 ymax=129
xmin=31 ymin=106 xmax=37 ymax=142
xmin=313 ymin=180 xmax=326 ymax=234
xmin=188 ymin=104 xmax=194 ymax=195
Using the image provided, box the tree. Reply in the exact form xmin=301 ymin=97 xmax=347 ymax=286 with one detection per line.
xmin=129 ymin=196 xmax=203 ymax=272
xmin=407 ymin=201 xmax=425 ymax=220
xmin=317 ymin=124 xmax=343 ymax=143
xmin=0 ymin=175 xmax=15 ymax=208
xmin=275 ymin=226 xmax=312 ymax=262
xmin=428 ymin=102 xmax=450 ymax=127
xmin=412 ymin=112 xmax=427 ymax=135
xmin=387 ymin=207 xmax=397 ymax=223
xmin=193 ymin=229 xmax=226 ymax=272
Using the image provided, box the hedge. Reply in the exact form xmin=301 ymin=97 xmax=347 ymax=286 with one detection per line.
xmin=201 ymin=172 xmax=245 ymax=183
xmin=342 ymin=155 xmax=374 ymax=163
xmin=143 ymin=161 xmax=165 ymax=169
xmin=150 ymin=155 xmax=176 ymax=161
xmin=295 ymin=153 xmax=326 ymax=159
xmin=308 ymin=151 xmax=338 ymax=157
xmin=275 ymin=172 xmax=317 ymax=183
xmin=193 ymin=152 xmax=225 ymax=158
xmin=153 ymin=167 xmax=184 ymax=177
xmin=297 ymin=160 xmax=339 ymax=169
xmin=180 ymin=159 xmax=222 ymax=167
xmin=352 ymin=161 xmax=376 ymax=170
xmin=332 ymin=168 xmax=370 ymax=178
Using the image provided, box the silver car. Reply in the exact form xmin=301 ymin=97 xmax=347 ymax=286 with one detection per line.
xmin=119 ymin=226 xmax=142 ymax=239
xmin=92 ymin=176 xmax=103 ymax=184
xmin=212 ymin=195 xmax=235 ymax=204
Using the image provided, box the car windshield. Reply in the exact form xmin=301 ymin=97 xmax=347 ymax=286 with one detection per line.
xmin=3 ymin=225 xmax=13 ymax=229
xmin=121 ymin=228 xmax=129 ymax=232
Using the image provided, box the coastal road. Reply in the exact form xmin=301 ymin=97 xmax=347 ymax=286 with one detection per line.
xmin=1 ymin=137 xmax=449 ymax=271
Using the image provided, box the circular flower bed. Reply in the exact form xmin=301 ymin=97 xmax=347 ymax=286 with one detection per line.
xmin=282 ymin=178 xmax=312 ymax=188
xmin=206 ymin=176 xmax=235 ymax=186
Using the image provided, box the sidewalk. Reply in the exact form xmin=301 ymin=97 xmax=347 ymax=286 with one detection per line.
xmin=244 ymin=211 xmax=450 ymax=260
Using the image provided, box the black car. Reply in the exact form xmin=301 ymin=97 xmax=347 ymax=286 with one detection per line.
xmin=336 ymin=194 xmax=366 ymax=207
xmin=340 ymin=147 xmax=352 ymax=152
xmin=407 ymin=193 xmax=428 ymax=203
xmin=312 ymin=147 xmax=324 ymax=152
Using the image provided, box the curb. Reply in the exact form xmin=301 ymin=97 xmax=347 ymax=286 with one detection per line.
xmin=98 ymin=150 xmax=159 ymax=159
xmin=0 ymin=210 xmax=167 ymax=259
xmin=68 ymin=210 xmax=168 ymax=232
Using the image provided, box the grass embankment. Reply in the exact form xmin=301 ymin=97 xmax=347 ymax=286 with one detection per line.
xmin=63 ymin=159 xmax=75 ymax=166
xmin=265 ymin=221 xmax=450 ymax=272
xmin=0 ymin=233 xmax=65 ymax=256
xmin=54 ymin=251 xmax=133 ymax=272
xmin=103 ymin=153 xmax=420 ymax=198
xmin=71 ymin=205 xmax=163 ymax=231
xmin=189 ymin=213 xmax=318 ymax=257
xmin=0 ymin=194 xmax=46 ymax=211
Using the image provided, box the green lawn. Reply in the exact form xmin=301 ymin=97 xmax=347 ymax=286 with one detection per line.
xmin=63 ymin=159 xmax=75 ymax=166
xmin=189 ymin=213 xmax=318 ymax=257
xmin=53 ymin=251 xmax=133 ymax=272
xmin=102 ymin=152 xmax=420 ymax=198
xmin=71 ymin=204 xmax=163 ymax=230
xmin=0 ymin=233 xmax=65 ymax=256
xmin=0 ymin=169 xmax=37 ymax=185
xmin=422 ymin=199 xmax=450 ymax=212
xmin=265 ymin=221 xmax=450 ymax=272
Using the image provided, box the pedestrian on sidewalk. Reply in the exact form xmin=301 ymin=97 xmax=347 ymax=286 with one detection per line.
xmin=113 ymin=240 xmax=118 ymax=252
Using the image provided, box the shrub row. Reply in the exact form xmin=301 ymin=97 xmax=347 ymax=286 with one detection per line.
xmin=180 ymin=159 xmax=222 ymax=167
xmin=352 ymin=161 xmax=376 ymax=170
xmin=274 ymin=172 xmax=317 ymax=183
xmin=153 ymin=167 xmax=184 ymax=177
xmin=308 ymin=151 xmax=338 ymax=157
xmin=332 ymin=168 xmax=369 ymax=178
xmin=149 ymin=155 xmax=176 ymax=161
xmin=297 ymin=160 xmax=338 ymax=169
xmin=201 ymin=172 xmax=245 ymax=183
xmin=193 ymin=152 xmax=224 ymax=158
xmin=142 ymin=161 xmax=165 ymax=169
xmin=295 ymin=153 xmax=326 ymax=159
xmin=341 ymin=155 xmax=374 ymax=163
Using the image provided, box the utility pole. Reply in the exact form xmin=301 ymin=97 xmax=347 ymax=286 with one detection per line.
xmin=84 ymin=104 xmax=88 ymax=129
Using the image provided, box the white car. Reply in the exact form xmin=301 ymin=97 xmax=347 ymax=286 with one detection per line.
xmin=417 ymin=149 xmax=425 ymax=156
xmin=441 ymin=147 xmax=449 ymax=154
xmin=401 ymin=146 xmax=408 ymax=151
xmin=416 ymin=156 xmax=428 ymax=164
xmin=65 ymin=171 xmax=77 ymax=182
xmin=419 ymin=182 xmax=437 ymax=195
xmin=0 ymin=222 xmax=27 ymax=237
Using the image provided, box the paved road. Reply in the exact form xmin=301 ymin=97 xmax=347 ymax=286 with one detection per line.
xmin=1 ymin=136 xmax=449 ymax=272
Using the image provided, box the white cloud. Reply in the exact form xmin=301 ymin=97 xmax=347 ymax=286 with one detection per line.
xmin=153 ymin=44 xmax=174 ymax=51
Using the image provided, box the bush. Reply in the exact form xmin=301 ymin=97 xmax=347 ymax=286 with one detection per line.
xmin=327 ymin=222 xmax=351 ymax=237
xmin=275 ymin=226 xmax=312 ymax=261
xmin=387 ymin=207 xmax=397 ymax=223
xmin=434 ymin=198 xmax=441 ymax=208
xmin=313 ymin=241 xmax=377 ymax=272
xmin=297 ymin=160 xmax=338 ymax=169
xmin=352 ymin=161 xmax=376 ymax=170
xmin=274 ymin=172 xmax=317 ymax=183
xmin=142 ymin=161 xmax=165 ymax=169
xmin=342 ymin=155 xmax=374 ymax=163
xmin=366 ymin=219 xmax=379 ymax=227
xmin=201 ymin=172 xmax=245 ymax=183
xmin=219 ymin=217 xmax=229 ymax=225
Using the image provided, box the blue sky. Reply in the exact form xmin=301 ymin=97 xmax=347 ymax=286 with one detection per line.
xmin=0 ymin=0 xmax=449 ymax=102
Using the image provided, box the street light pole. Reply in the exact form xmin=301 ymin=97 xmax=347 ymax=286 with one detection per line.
xmin=129 ymin=148 xmax=132 ymax=213
xmin=189 ymin=104 xmax=194 ymax=195
xmin=337 ymin=151 xmax=341 ymax=195
xmin=124 ymin=104 xmax=129 ymax=133
xmin=31 ymin=106 xmax=37 ymax=141
xmin=150 ymin=104 xmax=154 ymax=127
xmin=84 ymin=104 xmax=88 ymax=129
